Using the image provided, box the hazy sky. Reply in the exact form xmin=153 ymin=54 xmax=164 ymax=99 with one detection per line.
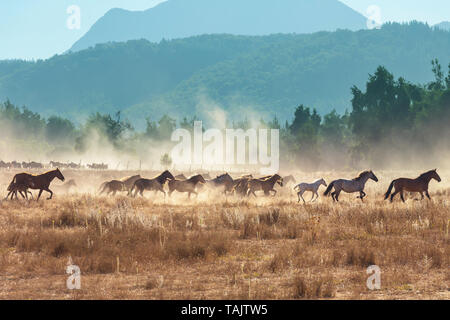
xmin=0 ymin=0 xmax=448 ymax=60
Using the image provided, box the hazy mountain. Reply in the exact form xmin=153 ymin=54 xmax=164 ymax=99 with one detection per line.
xmin=69 ymin=0 xmax=367 ymax=52
xmin=434 ymin=21 xmax=450 ymax=31
xmin=0 ymin=22 xmax=449 ymax=127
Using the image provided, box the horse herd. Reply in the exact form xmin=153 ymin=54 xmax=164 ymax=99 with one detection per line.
xmin=0 ymin=160 xmax=108 ymax=170
xmin=3 ymin=168 xmax=442 ymax=204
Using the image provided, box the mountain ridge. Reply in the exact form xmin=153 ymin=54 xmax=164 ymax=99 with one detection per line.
xmin=0 ymin=22 xmax=449 ymax=128
xmin=69 ymin=0 xmax=368 ymax=52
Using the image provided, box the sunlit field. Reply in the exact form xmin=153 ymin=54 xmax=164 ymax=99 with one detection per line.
xmin=0 ymin=169 xmax=448 ymax=300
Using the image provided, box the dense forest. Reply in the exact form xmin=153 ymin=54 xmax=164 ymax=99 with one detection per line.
xmin=0 ymin=22 xmax=449 ymax=128
xmin=1 ymin=60 xmax=449 ymax=170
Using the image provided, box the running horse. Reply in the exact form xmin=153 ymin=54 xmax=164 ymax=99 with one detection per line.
xmin=324 ymin=170 xmax=378 ymax=202
xmin=7 ymin=168 xmax=65 ymax=200
xmin=119 ymin=174 xmax=141 ymax=193
xmin=294 ymin=178 xmax=327 ymax=203
xmin=247 ymin=174 xmax=284 ymax=197
xmin=130 ymin=170 xmax=174 ymax=198
xmin=168 ymin=174 xmax=206 ymax=198
xmin=98 ymin=180 xmax=127 ymax=196
xmin=204 ymin=173 xmax=235 ymax=194
xmin=384 ymin=169 xmax=441 ymax=202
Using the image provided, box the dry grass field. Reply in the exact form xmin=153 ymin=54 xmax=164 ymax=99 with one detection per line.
xmin=0 ymin=169 xmax=448 ymax=300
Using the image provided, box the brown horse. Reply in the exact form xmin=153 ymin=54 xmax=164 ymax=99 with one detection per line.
xmin=5 ymin=182 xmax=33 ymax=200
xmin=8 ymin=168 xmax=65 ymax=200
xmin=204 ymin=173 xmax=235 ymax=194
xmin=119 ymin=175 xmax=141 ymax=193
xmin=130 ymin=170 xmax=174 ymax=198
xmin=384 ymin=169 xmax=441 ymax=202
xmin=168 ymin=174 xmax=206 ymax=198
xmin=231 ymin=174 xmax=253 ymax=197
xmin=99 ymin=180 xmax=127 ymax=196
xmin=247 ymin=174 xmax=283 ymax=197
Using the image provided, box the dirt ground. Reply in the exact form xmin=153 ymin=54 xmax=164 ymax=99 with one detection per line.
xmin=0 ymin=169 xmax=448 ymax=300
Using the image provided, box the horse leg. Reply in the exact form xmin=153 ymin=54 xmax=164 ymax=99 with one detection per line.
xmin=297 ymin=190 xmax=305 ymax=203
xmin=335 ymin=190 xmax=341 ymax=202
xmin=331 ymin=192 xmax=336 ymax=202
xmin=271 ymin=189 xmax=277 ymax=196
xmin=5 ymin=190 xmax=13 ymax=200
xmin=312 ymin=191 xmax=319 ymax=202
xmin=309 ymin=191 xmax=315 ymax=202
xmin=400 ymin=192 xmax=406 ymax=203
xmin=46 ymin=188 xmax=53 ymax=200
xmin=425 ymin=191 xmax=431 ymax=200
xmin=359 ymin=191 xmax=366 ymax=201
xmin=37 ymin=189 xmax=44 ymax=201
xmin=390 ymin=188 xmax=400 ymax=202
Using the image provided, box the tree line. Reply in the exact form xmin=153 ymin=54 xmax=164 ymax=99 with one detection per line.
xmin=1 ymin=60 xmax=449 ymax=169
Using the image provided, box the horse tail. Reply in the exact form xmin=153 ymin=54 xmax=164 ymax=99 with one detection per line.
xmin=384 ymin=180 xmax=396 ymax=200
xmin=7 ymin=175 xmax=17 ymax=191
xmin=323 ymin=181 xmax=335 ymax=196
xmin=98 ymin=182 xmax=108 ymax=194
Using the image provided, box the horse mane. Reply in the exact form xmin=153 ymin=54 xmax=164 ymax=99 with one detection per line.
xmin=417 ymin=170 xmax=436 ymax=180
xmin=155 ymin=170 xmax=172 ymax=183
xmin=354 ymin=171 xmax=370 ymax=181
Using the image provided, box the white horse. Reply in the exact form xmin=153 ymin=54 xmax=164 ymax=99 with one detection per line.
xmin=324 ymin=170 xmax=378 ymax=202
xmin=294 ymin=179 xmax=327 ymax=203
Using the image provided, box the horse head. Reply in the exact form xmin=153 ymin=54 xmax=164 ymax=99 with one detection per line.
xmin=320 ymin=178 xmax=327 ymax=187
xmin=273 ymin=174 xmax=283 ymax=187
xmin=56 ymin=168 xmax=65 ymax=182
xmin=194 ymin=175 xmax=206 ymax=184
xmin=431 ymin=169 xmax=441 ymax=182
xmin=161 ymin=170 xmax=175 ymax=182
xmin=369 ymin=170 xmax=378 ymax=182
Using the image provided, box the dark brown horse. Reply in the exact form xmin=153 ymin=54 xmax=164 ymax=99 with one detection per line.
xmin=119 ymin=174 xmax=141 ymax=193
xmin=247 ymin=174 xmax=283 ymax=197
xmin=204 ymin=173 xmax=235 ymax=194
xmin=130 ymin=170 xmax=174 ymax=198
xmin=231 ymin=174 xmax=253 ymax=197
xmin=8 ymin=168 xmax=65 ymax=200
xmin=99 ymin=180 xmax=127 ymax=196
xmin=5 ymin=182 xmax=33 ymax=200
xmin=384 ymin=169 xmax=441 ymax=202
xmin=168 ymin=174 xmax=206 ymax=198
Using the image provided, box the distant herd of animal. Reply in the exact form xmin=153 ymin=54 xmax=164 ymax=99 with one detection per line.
xmin=0 ymin=161 xmax=108 ymax=170
xmin=2 ymin=167 xmax=442 ymax=204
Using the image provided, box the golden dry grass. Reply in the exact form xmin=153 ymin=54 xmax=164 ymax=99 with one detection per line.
xmin=0 ymin=169 xmax=448 ymax=300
